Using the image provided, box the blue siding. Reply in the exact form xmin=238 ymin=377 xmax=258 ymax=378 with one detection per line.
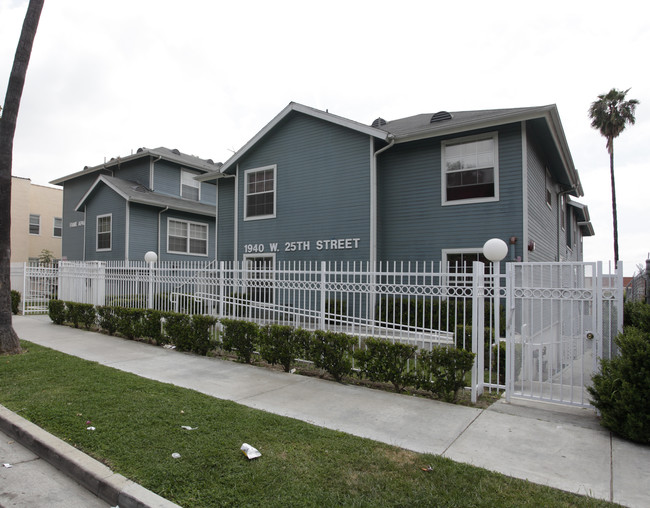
xmin=217 ymin=178 xmax=235 ymax=261
xmin=152 ymin=159 xmax=216 ymax=205
xmin=128 ymin=203 xmax=159 ymax=261
xmin=61 ymin=172 xmax=110 ymax=260
xmin=234 ymin=113 xmax=372 ymax=263
xmin=527 ymin=131 xmax=559 ymax=262
xmin=84 ymin=185 xmax=126 ymax=261
xmin=378 ymin=123 xmax=524 ymax=263
xmin=152 ymin=160 xmax=181 ymax=197
xmin=113 ymin=159 xmax=150 ymax=187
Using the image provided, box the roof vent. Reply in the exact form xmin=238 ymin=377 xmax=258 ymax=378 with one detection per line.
xmin=430 ymin=111 xmax=452 ymax=123
xmin=137 ymin=147 xmax=145 ymax=153
xmin=371 ymin=117 xmax=387 ymax=128
xmin=172 ymin=148 xmax=181 ymax=155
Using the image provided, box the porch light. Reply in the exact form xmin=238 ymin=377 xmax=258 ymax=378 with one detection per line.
xmin=483 ymin=238 xmax=508 ymax=262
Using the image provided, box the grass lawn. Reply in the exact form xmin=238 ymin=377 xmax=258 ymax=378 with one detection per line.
xmin=0 ymin=341 xmax=617 ymax=508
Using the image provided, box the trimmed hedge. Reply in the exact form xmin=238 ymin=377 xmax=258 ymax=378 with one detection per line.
xmin=259 ymin=324 xmax=302 ymax=372
xmin=354 ymin=338 xmax=417 ymax=392
xmin=415 ymin=346 xmax=475 ymax=402
xmin=310 ymin=330 xmax=355 ymax=381
xmin=220 ymin=318 xmax=259 ymax=363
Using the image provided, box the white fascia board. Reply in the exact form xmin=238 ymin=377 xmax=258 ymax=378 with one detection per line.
xmin=213 ymin=102 xmax=391 ymax=176
xmin=74 ymin=175 xmax=129 ymax=212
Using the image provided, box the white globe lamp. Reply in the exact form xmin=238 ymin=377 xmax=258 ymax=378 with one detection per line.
xmin=144 ymin=251 xmax=158 ymax=264
xmin=483 ymin=238 xmax=508 ymax=263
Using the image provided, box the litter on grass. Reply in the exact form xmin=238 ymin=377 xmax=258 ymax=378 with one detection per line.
xmin=421 ymin=465 xmax=433 ymax=472
xmin=181 ymin=426 xmax=197 ymax=430
xmin=86 ymin=426 xmax=96 ymax=431
xmin=3 ymin=463 xmax=12 ymax=468
xmin=171 ymin=453 xmax=181 ymax=459
xmin=163 ymin=344 xmax=176 ymax=349
xmin=241 ymin=443 xmax=261 ymax=460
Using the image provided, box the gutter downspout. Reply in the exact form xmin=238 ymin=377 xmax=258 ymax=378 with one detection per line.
xmin=150 ymin=155 xmax=162 ymax=190
xmin=370 ymin=135 xmax=395 ymax=267
xmin=158 ymin=207 xmax=169 ymax=260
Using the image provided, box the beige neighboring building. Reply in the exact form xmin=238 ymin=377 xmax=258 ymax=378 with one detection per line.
xmin=11 ymin=176 xmax=63 ymax=263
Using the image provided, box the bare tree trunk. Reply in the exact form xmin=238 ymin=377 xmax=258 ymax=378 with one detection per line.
xmin=0 ymin=0 xmax=45 ymax=355
xmin=610 ymin=145 xmax=619 ymax=265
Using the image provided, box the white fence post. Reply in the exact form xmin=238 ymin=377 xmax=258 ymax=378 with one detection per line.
xmin=471 ymin=261 xmax=485 ymax=403
xmin=320 ymin=261 xmax=326 ymax=330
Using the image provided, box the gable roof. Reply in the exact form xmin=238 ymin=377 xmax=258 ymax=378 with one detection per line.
xmin=51 ymin=147 xmax=222 ymax=186
xmin=197 ymin=102 xmax=393 ymax=181
xmin=75 ymin=175 xmax=215 ymax=217
xmin=197 ymin=102 xmax=582 ymax=197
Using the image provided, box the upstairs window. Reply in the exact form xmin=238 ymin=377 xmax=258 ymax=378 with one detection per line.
xmin=96 ymin=214 xmax=112 ymax=251
xmin=53 ymin=217 xmax=63 ymax=238
xmin=181 ymin=169 xmax=200 ymax=201
xmin=442 ymin=133 xmax=498 ymax=204
xmin=245 ymin=165 xmax=276 ymax=220
xmin=29 ymin=214 xmax=40 ymax=235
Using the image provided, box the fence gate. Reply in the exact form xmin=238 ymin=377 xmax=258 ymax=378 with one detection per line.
xmin=505 ymin=262 xmax=623 ymax=407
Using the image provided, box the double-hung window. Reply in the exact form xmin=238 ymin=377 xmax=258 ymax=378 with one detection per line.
xmin=181 ymin=169 xmax=200 ymax=201
xmin=29 ymin=214 xmax=40 ymax=235
xmin=53 ymin=217 xmax=63 ymax=238
xmin=96 ymin=214 xmax=112 ymax=251
xmin=244 ymin=165 xmax=276 ymax=220
xmin=442 ymin=133 xmax=498 ymax=204
xmin=167 ymin=218 xmax=208 ymax=256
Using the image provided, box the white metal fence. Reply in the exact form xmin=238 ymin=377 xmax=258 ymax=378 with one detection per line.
xmin=17 ymin=259 xmax=623 ymax=406
xmin=506 ymin=262 xmax=623 ymax=407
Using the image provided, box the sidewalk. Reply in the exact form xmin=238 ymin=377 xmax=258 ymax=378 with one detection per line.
xmin=6 ymin=314 xmax=650 ymax=508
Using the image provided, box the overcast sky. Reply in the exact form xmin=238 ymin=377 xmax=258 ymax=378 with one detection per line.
xmin=1 ymin=0 xmax=648 ymax=275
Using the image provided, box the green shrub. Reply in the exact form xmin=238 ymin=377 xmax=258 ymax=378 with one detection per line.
xmin=11 ymin=290 xmax=20 ymax=315
xmin=416 ymin=346 xmax=475 ymax=402
xmin=189 ymin=315 xmax=218 ymax=355
xmin=624 ymin=301 xmax=650 ymax=333
xmin=309 ymin=330 xmax=355 ymax=381
xmin=163 ymin=313 xmax=193 ymax=349
xmin=65 ymin=302 xmax=81 ymax=328
xmin=113 ymin=307 xmax=145 ymax=339
xmin=353 ymin=338 xmax=417 ymax=392
xmin=76 ymin=303 xmax=97 ymax=330
xmin=259 ymin=324 xmax=302 ymax=372
xmin=588 ymin=327 xmax=650 ymax=443
xmin=97 ymin=306 xmax=118 ymax=335
xmin=220 ymin=319 xmax=259 ymax=363
xmin=48 ymin=299 xmax=66 ymax=325
xmin=140 ymin=309 xmax=164 ymax=343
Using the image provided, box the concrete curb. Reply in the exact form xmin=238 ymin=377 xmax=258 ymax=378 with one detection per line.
xmin=0 ymin=404 xmax=180 ymax=508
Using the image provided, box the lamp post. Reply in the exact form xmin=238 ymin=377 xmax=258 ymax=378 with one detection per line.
xmin=483 ymin=238 xmax=508 ymax=391
xmin=144 ymin=251 xmax=158 ymax=309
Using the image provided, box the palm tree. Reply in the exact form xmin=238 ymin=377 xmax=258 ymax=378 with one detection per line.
xmin=588 ymin=88 xmax=640 ymax=265
xmin=0 ymin=0 xmax=45 ymax=355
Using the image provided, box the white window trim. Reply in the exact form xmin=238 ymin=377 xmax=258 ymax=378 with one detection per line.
xmin=441 ymin=248 xmax=495 ymax=288
xmin=29 ymin=214 xmax=40 ymax=236
xmin=441 ymin=132 xmax=499 ymax=206
xmin=53 ymin=217 xmax=63 ymax=238
xmin=243 ymin=253 xmax=276 ymax=302
xmin=180 ymin=168 xmax=201 ymax=201
xmin=166 ymin=217 xmax=209 ymax=257
xmin=96 ymin=213 xmax=112 ymax=252
xmin=244 ymin=164 xmax=276 ymax=221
